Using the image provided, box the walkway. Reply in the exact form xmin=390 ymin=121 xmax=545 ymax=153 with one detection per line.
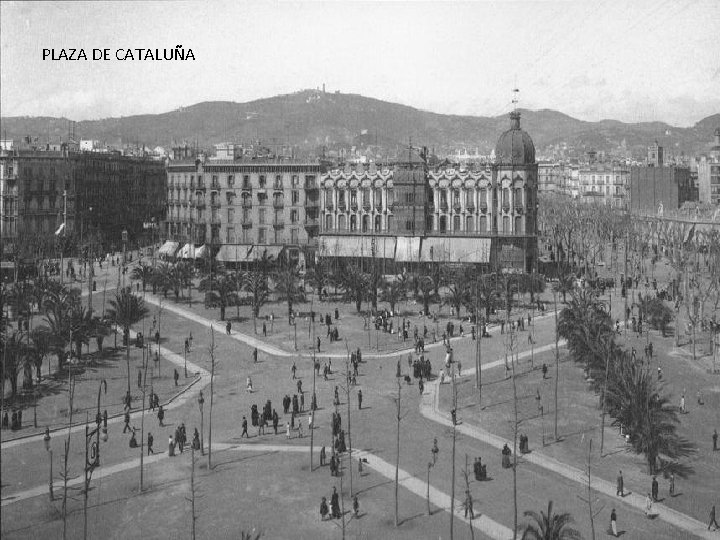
xmin=420 ymin=347 xmax=715 ymax=540
xmin=0 ymin=328 xmax=210 ymax=451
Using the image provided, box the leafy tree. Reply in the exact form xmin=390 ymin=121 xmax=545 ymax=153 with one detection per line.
xmin=464 ymin=274 xmax=500 ymax=322
xmin=414 ymin=275 xmax=436 ymax=316
xmin=107 ymin=287 xmax=149 ymax=394
xmin=444 ymin=269 xmax=471 ymax=317
xmin=639 ymin=296 xmax=673 ymax=337
xmin=306 ymin=259 xmax=330 ymax=297
xmin=339 ymin=262 xmax=367 ymax=312
xmin=521 ymin=501 xmax=582 ymax=540
xmin=152 ymin=262 xmax=173 ymax=298
xmin=30 ymin=325 xmax=52 ymax=379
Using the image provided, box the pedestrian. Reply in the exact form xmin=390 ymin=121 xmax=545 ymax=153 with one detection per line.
xmin=358 ymin=389 xmax=363 ymax=410
xmin=651 ymin=476 xmax=658 ymax=501
xmin=300 ymin=392 xmax=305 ymax=411
xmin=226 ymin=321 xmax=231 ymax=335
xmin=713 ymin=429 xmax=718 ymax=451
xmin=123 ymin=410 xmax=131 ymax=433
xmin=457 ymin=360 xmax=462 ymax=376
xmin=157 ymin=405 xmax=165 ymax=426
xmin=542 ymin=363 xmax=548 ymax=379
xmin=241 ymin=416 xmax=249 ymax=438
xmin=709 ymin=505 xmax=719 ymax=531
xmin=669 ymin=472 xmax=675 ymax=497
xmin=431 ymin=438 xmax=439 ymax=465
xmin=147 ymin=432 xmax=154 ymax=455
xmin=308 ymin=412 xmax=313 ymax=432
xmin=697 ymin=390 xmax=704 ymax=405
xmin=680 ymin=394 xmax=686 ymax=413
xmin=192 ymin=429 xmax=200 ymax=451
xmin=297 ymin=419 xmax=303 ymax=438
xmin=317 ymin=336 xmax=321 ymax=352
xmin=297 ymin=379 xmax=303 ymax=394
xmin=353 ymin=495 xmax=360 ymax=518
xmin=253 ymin=348 xmax=258 ymax=363
xmin=292 ymin=361 xmax=297 ymax=379
xmin=320 ymin=446 xmax=326 ymax=466
xmin=272 ymin=409 xmax=279 ymax=434
xmin=320 ymin=497 xmax=329 ymax=521
xmin=419 ymin=379 xmax=424 ymax=395
xmin=610 ymin=509 xmax=618 ymax=537
xmin=645 ymin=493 xmax=653 ymax=517
xmin=616 ymin=470 xmax=624 ymax=497
xmin=263 ymin=322 xmax=267 ymax=336
xmin=286 ymin=421 xmax=291 ymax=439
xmin=246 ymin=376 xmax=253 ymax=393
xmin=173 ymin=368 xmax=179 ymax=386
xmin=331 ymin=486 xmax=341 ymax=518
xmin=189 ymin=332 xmax=193 ymax=348
xmin=168 ymin=435 xmax=175 ymax=457
xmin=463 ymin=489 xmax=474 ymax=519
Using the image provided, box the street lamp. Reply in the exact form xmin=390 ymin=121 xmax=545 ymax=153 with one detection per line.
xmin=95 ymin=379 xmax=108 ymax=466
xmin=426 ymin=461 xmax=433 ymax=515
xmin=44 ymin=427 xmax=53 ymax=500
xmin=198 ymin=390 xmax=205 ymax=455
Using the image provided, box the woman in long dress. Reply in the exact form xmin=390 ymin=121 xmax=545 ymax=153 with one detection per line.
xmin=168 ymin=435 xmax=175 ymax=457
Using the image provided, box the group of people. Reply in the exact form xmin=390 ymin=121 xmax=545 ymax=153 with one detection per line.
xmin=1 ymin=410 xmax=22 ymax=431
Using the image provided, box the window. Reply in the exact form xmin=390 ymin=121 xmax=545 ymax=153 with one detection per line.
xmin=514 ymin=216 xmax=523 ymax=234
xmin=226 ymin=227 xmax=235 ymax=243
xmin=290 ymin=229 xmax=299 ymax=243
xmin=258 ymin=192 xmax=267 ymax=205
xmin=453 ymin=189 xmax=460 ymax=206
xmin=479 ymin=188 xmax=487 ymax=206
xmin=243 ymin=175 xmax=251 ymax=189
xmin=375 ymin=215 xmax=382 ymax=231
xmin=362 ymin=215 xmax=369 ymax=232
xmin=259 ymin=175 xmax=266 ymax=188
xmin=514 ymin=188 xmax=523 ymax=206
xmin=227 ymin=208 xmax=234 ymax=222
xmin=439 ymin=216 xmax=447 ymax=232
xmin=479 ymin=215 xmax=487 ymax=233
xmin=405 ymin=192 xmax=415 ymax=204
xmin=338 ymin=214 xmax=346 ymax=230
xmin=350 ymin=190 xmax=357 ymax=206
xmin=466 ymin=216 xmax=474 ymax=232
xmin=503 ymin=216 xmax=510 ymax=233
xmin=274 ymin=209 xmax=283 ymax=223
xmin=292 ymin=175 xmax=299 ymax=187
xmin=227 ymin=175 xmax=234 ymax=187
xmin=258 ymin=228 xmax=266 ymax=244
xmin=387 ymin=189 xmax=394 ymax=205
xmin=350 ymin=215 xmax=357 ymax=231
xmin=274 ymin=175 xmax=283 ymax=189
xmin=292 ymin=190 xmax=299 ymax=205
xmin=290 ymin=209 xmax=298 ymax=223
xmin=325 ymin=214 xmax=333 ymax=230
xmin=258 ymin=208 xmax=266 ymax=224
xmin=453 ymin=215 xmax=460 ymax=231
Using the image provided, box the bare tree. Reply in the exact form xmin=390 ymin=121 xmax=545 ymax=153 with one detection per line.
xmin=61 ymin=370 xmax=76 ymax=540
xmin=208 ymin=326 xmax=217 ymax=470
xmin=462 ymin=455 xmax=475 ymax=540
xmin=186 ymin=447 xmax=201 ymax=540
xmin=394 ymin=379 xmax=401 ymax=527
xmin=577 ymin=439 xmax=603 ymax=540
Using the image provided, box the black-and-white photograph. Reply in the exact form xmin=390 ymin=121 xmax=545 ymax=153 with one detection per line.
xmin=1 ymin=1 xmax=719 ymax=538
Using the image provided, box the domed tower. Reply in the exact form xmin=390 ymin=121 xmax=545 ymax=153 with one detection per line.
xmin=492 ymin=111 xmax=538 ymax=272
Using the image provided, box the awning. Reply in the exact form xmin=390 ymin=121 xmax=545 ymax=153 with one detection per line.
xmin=394 ymin=237 xmax=421 ymax=262
xmin=216 ymin=244 xmax=256 ymax=263
xmin=254 ymin=245 xmax=283 ymax=261
xmin=194 ymin=245 xmax=208 ymax=259
xmin=177 ymin=243 xmax=193 ymax=258
xmin=420 ymin=237 xmax=491 ymax=263
xmin=158 ymin=241 xmax=179 ymax=256
xmin=317 ymin=236 xmax=397 ymax=258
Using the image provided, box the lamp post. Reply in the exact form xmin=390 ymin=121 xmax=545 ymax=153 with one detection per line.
xmin=198 ymin=390 xmax=205 ymax=455
xmin=43 ymin=427 xmax=53 ymax=500
xmin=426 ymin=461 xmax=433 ymax=515
xmin=184 ymin=343 xmax=188 ymax=378
xmin=95 ymin=379 xmax=108 ymax=466
xmin=121 ymin=229 xmax=128 ymax=287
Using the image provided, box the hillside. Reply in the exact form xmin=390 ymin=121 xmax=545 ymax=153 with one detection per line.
xmin=1 ymin=90 xmax=718 ymax=158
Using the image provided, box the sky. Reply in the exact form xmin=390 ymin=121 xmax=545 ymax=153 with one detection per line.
xmin=1 ymin=0 xmax=719 ymax=127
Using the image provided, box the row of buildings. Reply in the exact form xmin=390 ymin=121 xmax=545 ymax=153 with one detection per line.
xmin=3 ymin=117 xmax=719 ymax=275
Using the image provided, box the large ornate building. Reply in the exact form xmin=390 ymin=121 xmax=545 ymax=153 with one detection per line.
xmin=318 ymin=111 xmax=538 ymax=271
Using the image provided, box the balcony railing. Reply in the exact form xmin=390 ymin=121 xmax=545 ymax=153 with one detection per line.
xmin=195 ymin=202 xmax=206 ymax=209
xmin=350 ymin=201 xmax=358 ymax=211
xmin=362 ymin=201 xmax=371 ymax=211
xmin=211 ymin=182 xmax=220 ymax=190
xmin=211 ymin=201 xmax=221 ymax=209
xmin=375 ymin=202 xmax=383 ymax=211
xmin=466 ymin=203 xmax=475 ymax=212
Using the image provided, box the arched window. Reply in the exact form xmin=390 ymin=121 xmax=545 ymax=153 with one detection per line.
xmin=350 ymin=215 xmax=357 ymax=231
xmin=502 ymin=188 xmax=510 ymax=207
xmin=374 ymin=188 xmax=383 ymax=208
xmin=338 ymin=215 xmax=346 ymax=230
xmin=479 ymin=215 xmax=487 ymax=233
xmin=503 ymin=216 xmax=510 ymax=233
xmin=515 ymin=216 xmax=523 ymax=234
xmin=466 ymin=216 xmax=474 ymax=232
xmin=425 ymin=215 xmax=433 ymax=231
xmin=362 ymin=215 xmax=369 ymax=233
xmin=375 ymin=215 xmax=382 ymax=231
xmin=439 ymin=215 xmax=447 ymax=232
xmin=325 ymin=214 xmax=333 ymax=231
xmin=479 ymin=188 xmax=487 ymax=207
xmin=514 ymin=188 xmax=523 ymax=206
xmin=453 ymin=215 xmax=461 ymax=231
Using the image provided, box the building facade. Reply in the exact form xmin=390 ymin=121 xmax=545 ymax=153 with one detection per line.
xmin=319 ymin=112 xmax=538 ymax=271
xmin=629 ymin=165 xmax=695 ymax=214
xmin=1 ymin=142 xmax=166 ymax=259
xmin=577 ymin=164 xmax=629 ymax=208
xmin=697 ymin=128 xmax=720 ymax=205
xmin=165 ymin=155 xmax=322 ymax=264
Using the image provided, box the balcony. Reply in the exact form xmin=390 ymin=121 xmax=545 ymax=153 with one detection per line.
xmin=439 ymin=202 xmax=449 ymax=212
xmin=350 ymin=201 xmax=358 ymax=211
xmin=466 ymin=203 xmax=475 ymax=212
xmin=273 ymin=221 xmax=285 ymax=229
xmin=242 ymin=222 xmax=252 ymax=229
xmin=273 ymin=199 xmax=285 ymax=209
xmin=375 ymin=202 xmax=383 ymax=212
xmin=453 ymin=202 xmax=462 ymax=213
xmin=338 ymin=201 xmax=347 ymax=212
xmin=211 ymin=182 xmax=220 ymax=190
xmin=514 ymin=205 xmax=524 ymax=214
xmin=195 ymin=202 xmax=206 ymax=210
xmin=211 ymin=216 xmax=221 ymax=224
xmin=305 ymin=198 xmax=320 ymax=208
xmin=196 ymin=184 xmax=206 ymax=192
xmin=325 ymin=202 xmax=334 ymax=211
xmin=211 ymin=201 xmax=221 ymax=209
xmin=502 ymin=203 xmax=510 ymax=213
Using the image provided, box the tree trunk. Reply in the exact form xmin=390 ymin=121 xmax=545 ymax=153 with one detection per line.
xmin=220 ymin=305 xmax=225 ymax=321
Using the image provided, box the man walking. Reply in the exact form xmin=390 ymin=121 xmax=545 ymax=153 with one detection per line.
xmin=616 ymin=470 xmax=624 ymax=497
xmin=147 ymin=432 xmax=154 ymax=455
xmin=123 ymin=410 xmax=131 ymax=433
xmin=358 ymin=389 xmax=363 ymax=410
xmin=292 ymin=362 xmax=297 ymax=379
xmin=709 ymin=505 xmax=719 ymax=531
xmin=174 ymin=368 xmax=179 ymax=387
xmin=651 ymin=476 xmax=658 ymax=501
xmin=157 ymin=405 xmax=165 ymax=427
xmin=610 ymin=509 xmax=618 ymax=537
xmin=241 ymin=416 xmax=249 ymax=438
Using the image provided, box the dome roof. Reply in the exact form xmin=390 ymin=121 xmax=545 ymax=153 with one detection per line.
xmin=495 ymin=112 xmax=535 ymax=166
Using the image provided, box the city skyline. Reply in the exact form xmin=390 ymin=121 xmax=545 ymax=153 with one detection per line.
xmin=1 ymin=0 xmax=719 ymax=127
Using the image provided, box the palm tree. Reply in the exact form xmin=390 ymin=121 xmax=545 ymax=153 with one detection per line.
xmin=380 ymin=275 xmax=407 ymax=314
xmin=444 ymin=269 xmax=471 ymax=317
xmin=606 ymin=360 xmax=695 ymax=475
xmin=68 ymin=303 xmax=95 ymax=360
xmin=198 ymin=272 xmax=239 ymax=321
xmin=521 ymin=501 xmax=582 ymax=540
xmin=30 ymin=325 xmax=52 ymax=379
xmin=414 ymin=275 xmax=436 ymax=316
xmin=306 ymin=259 xmax=330 ymax=298
xmin=243 ymin=271 xmax=270 ymax=333
xmin=106 ymin=287 xmax=149 ymax=395
xmin=131 ymin=263 xmax=154 ymax=292
xmin=0 ymin=328 xmax=31 ymax=398
xmin=42 ymin=284 xmax=81 ymax=370
xmin=273 ymin=262 xmax=304 ymax=323
xmin=152 ymin=262 xmax=173 ymax=298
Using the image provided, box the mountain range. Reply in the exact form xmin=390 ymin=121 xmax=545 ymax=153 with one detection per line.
xmin=2 ymin=89 xmax=718 ymax=159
